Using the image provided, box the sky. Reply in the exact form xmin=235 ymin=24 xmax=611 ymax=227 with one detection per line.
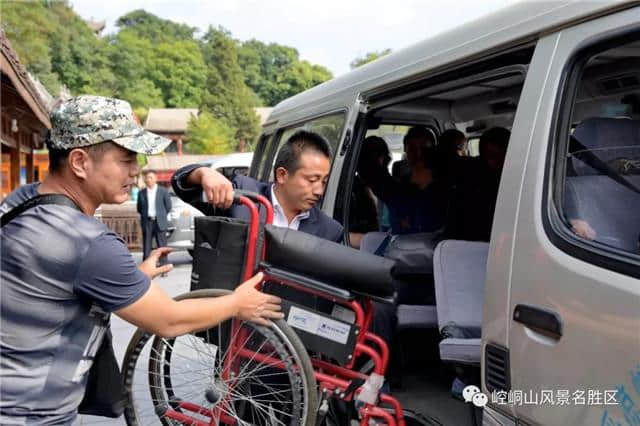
xmin=70 ymin=0 xmax=522 ymax=77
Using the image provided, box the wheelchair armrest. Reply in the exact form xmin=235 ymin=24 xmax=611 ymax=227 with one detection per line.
xmin=260 ymin=262 xmax=356 ymax=302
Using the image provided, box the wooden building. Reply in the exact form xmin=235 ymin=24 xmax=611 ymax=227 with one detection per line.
xmin=1 ymin=31 xmax=52 ymax=199
xmin=143 ymin=108 xmax=198 ymax=156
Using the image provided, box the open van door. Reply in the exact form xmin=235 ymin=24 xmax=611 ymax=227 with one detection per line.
xmin=483 ymin=6 xmax=640 ymax=425
xmin=322 ymin=97 xmax=365 ymax=217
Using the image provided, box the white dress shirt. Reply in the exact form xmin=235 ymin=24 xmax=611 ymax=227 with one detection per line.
xmin=270 ymin=185 xmax=309 ymax=230
xmin=147 ymin=185 xmax=158 ymax=218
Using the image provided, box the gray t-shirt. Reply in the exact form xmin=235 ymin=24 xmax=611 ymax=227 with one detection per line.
xmin=0 ymin=184 xmax=150 ymax=423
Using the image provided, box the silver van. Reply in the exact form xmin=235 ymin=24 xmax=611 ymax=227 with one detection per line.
xmin=250 ymin=2 xmax=640 ymax=425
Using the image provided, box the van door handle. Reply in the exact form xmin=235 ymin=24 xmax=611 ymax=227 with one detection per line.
xmin=513 ymin=304 xmax=563 ymax=340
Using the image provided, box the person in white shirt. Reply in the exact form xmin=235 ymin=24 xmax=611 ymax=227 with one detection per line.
xmin=137 ymin=170 xmax=172 ymax=260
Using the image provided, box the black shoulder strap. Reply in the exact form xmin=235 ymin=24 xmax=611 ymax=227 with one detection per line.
xmin=1 ymin=194 xmax=81 ymax=228
xmin=570 ymin=135 xmax=640 ymax=195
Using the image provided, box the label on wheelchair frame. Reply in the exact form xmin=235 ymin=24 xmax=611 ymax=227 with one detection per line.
xmin=287 ymin=306 xmax=351 ymax=345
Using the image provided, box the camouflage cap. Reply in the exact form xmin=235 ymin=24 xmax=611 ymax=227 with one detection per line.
xmin=49 ymin=95 xmax=171 ymax=155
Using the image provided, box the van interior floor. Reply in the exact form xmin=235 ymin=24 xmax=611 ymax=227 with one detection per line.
xmin=388 ymin=329 xmax=479 ymax=426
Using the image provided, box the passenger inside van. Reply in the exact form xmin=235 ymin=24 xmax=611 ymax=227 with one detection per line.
xmin=359 ymin=126 xmax=446 ymax=235
xmin=348 ymin=136 xmax=392 ymax=248
xmin=445 ymin=127 xmax=510 ymax=241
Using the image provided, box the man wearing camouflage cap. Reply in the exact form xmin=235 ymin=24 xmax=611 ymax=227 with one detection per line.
xmin=0 ymin=95 xmax=282 ymax=423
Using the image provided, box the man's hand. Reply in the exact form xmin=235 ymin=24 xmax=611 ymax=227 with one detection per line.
xmin=231 ymin=273 xmax=284 ymax=326
xmin=190 ymin=167 xmax=234 ymax=209
xmin=139 ymin=247 xmax=173 ymax=279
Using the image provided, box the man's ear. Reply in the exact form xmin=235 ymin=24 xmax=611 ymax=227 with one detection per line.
xmin=68 ymin=149 xmax=91 ymax=180
xmin=274 ymin=167 xmax=288 ymax=184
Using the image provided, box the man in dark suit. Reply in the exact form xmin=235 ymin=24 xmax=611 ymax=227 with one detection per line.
xmin=171 ymin=130 xmax=343 ymax=242
xmin=137 ymin=171 xmax=172 ymax=260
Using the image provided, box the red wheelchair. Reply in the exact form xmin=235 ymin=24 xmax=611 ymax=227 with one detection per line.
xmin=123 ymin=192 xmax=413 ymax=425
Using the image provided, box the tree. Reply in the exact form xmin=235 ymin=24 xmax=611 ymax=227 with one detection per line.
xmin=150 ymin=40 xmax=206 ymax=107
xmin=1 ymin=0 xmax=114 ymax=95
xmin=115 ymin=10 xmax=197 ymax=42
xmin=110 ymin=14 xmax=206 ymax=108
xmin=200 ymin=27 xmax=261 ymax=151
xmin=185 ymin=112 xmax=235 ymax=155
xmin=2 ymin=4 xmax=333 ymax=135
xmin=350 ymin=48 xmax=392 ymax=69
xmin=238 ymin=40 xmax=332 ymax=106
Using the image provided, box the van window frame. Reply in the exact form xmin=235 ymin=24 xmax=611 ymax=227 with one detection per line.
xmin=251 ymin=133 xmax=274 ymax=179
xmin=262 ymin=109 xmax=348 ymax=183
xmin=543 ymin=29 xmax=640 ymax=280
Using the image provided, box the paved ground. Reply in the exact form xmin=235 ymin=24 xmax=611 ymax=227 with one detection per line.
xmin=77 ymin=251 xmax=193 ymax=425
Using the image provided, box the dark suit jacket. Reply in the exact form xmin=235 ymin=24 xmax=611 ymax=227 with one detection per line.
xmin=171 ymin=164 xmax=344 ymax=242
xmin=137 ymin=185 xmax=172 ymax=231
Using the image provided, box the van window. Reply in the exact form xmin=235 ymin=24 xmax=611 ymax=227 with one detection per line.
xmin=553 ymin=36 xmax=640 ymax=263
xmin=269 ymin=112 xmax=346 ymax=180
xmin=253 ymin=133 xmax=275 ymax=180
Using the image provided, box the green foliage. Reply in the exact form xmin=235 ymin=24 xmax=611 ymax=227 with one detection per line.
xmin=116 ymin=10 xmax=197 ymax=42
xmin=350 ymin=48 xmax=392 ymax=69
xmin=109 ymin=20 xmax=206 ymax=108
xmin=200 ymin=27 xmax=261 ymax=150
xmin=238 ymin=40 xmax=333 ymax=106
xmin=1 ymin=4 xmax=332 ymax=149
xmin=185 ymin=112 xmax=235 ymax=155
xmin=1 ymin=0 xmax=114 ymax=95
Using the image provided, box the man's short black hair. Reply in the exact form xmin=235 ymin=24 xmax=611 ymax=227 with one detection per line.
xmin=273 ymin=130 xmax=332 ymax=176
xmin=479 ymin=127 xmax=510 ymax=156
xmin=403 ymin=126 xmax=435 ymax=149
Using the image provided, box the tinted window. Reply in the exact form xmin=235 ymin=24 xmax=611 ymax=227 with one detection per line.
xmin=554 ymin=37 xmax=640 ymax=261
xmin=254 ymin=134 xmax=274 ymax=181
xmin=268 ymin=112 xmax=346 ymax=181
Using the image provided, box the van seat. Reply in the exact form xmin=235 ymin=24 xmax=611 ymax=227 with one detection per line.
xmin=361 ymin=231 xmax=439 ymax=329
xmin=360 ymin=231 xmax=388 ymax=255
xmin=438 ymin=338 xmax=482 ymax=364
xmin=571 ymin=117 xmax=640 ymax=176
xmin=433 ymin=240 xmax=489 ymax=364
xmin=564 ymin=175 xmax=640 ymax=252
xmin=396 ymin=305 xmax=438 ymax=329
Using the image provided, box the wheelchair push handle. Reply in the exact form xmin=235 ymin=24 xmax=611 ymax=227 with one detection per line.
xmin=232 ymin=189 xmax=274 ymax=225
xmin=231 ymin=189 xmax=273 ymax=281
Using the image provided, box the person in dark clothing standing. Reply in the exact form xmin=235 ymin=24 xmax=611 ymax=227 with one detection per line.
xmin=359 ymin=128 xmax=446 ymax=235
xmin=445 ymin=127 xmax=510 ymax=242
xmin=137 ymin=170 xmax=172 ymax=260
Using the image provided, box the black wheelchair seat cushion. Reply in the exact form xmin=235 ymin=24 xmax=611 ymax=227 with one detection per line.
xmin=264 ymin=225 xmax=396 ymax=300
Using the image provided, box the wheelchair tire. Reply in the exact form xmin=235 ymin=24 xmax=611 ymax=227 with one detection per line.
xmin=122 ymin=288 xmax=318 ymax=426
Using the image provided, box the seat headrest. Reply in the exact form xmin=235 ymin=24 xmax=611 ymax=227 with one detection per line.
xmin=572 ymin=117 xmax=640 ymax=175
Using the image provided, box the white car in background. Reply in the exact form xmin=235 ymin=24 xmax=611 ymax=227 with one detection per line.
xmin=166 ymin=152 xmax=253 ymax=255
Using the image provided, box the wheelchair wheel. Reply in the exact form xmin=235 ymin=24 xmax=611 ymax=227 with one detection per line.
xmin=122 ymin=289 xmax=318 ymax=426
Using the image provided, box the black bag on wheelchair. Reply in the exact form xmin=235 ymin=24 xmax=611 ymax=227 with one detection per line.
xmin=190 ymin=215 xmax=263 ymax=292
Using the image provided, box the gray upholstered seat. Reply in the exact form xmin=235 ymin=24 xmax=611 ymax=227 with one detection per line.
xmin=564 ymin=175 xmax=640 ymax=252
xmin=433 ymin=240 xmax=489 ymax=364
xmin=360 ymin=231 xmax=439 ymax=330
xmin=565 ymin=117 xmax=640 ymax=252
xmin=360 ymin=231 xmax=388 ymax=254
xmin=571 ymin=117 xmax=640 ymax=176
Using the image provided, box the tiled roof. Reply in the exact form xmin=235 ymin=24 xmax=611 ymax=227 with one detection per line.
xmin=0 ymin=30 xmax=52 ymax=127
xmin=143 ymin=108 xmax=199 ymax=133
xmin=143 ymin=154 xmax=223 ymax=171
